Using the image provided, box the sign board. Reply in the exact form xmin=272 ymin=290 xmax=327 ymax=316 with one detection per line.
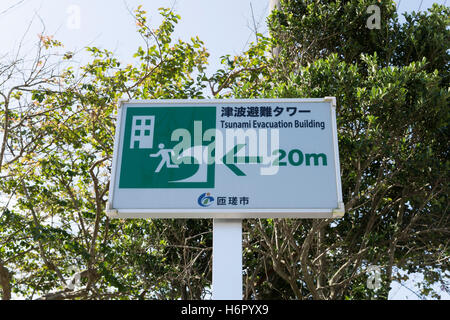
xmin=107 ymin=98 xmax=344 ymax=219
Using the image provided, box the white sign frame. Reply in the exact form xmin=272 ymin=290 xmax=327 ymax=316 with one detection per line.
xmin=107 ymin=98 xmax=344 ymax=219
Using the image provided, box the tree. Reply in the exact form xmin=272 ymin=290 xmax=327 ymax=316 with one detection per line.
xmin=214 ymin=0 xmax=449 ymax=299
xmin=1 ymin=7 xmax=212 ymax=300
xmin=0 ymin=17 xmax=69 ymax=299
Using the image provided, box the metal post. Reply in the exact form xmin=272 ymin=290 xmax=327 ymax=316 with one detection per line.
xmin=212 ymin=219 xmax=242 ymax=300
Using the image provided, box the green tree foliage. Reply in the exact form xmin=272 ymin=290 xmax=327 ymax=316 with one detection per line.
xmin=1 ymin=7 xmax=211 ymax=300
xmin=215 ymin=0 xmax=449 ymax=299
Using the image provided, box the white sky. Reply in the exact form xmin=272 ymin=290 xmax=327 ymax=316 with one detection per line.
xmin=0 ymin=0 xmax=448 ymax=300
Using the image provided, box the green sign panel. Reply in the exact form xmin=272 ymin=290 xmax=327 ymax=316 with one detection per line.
xmin=119 ymin=107 xmax=216 ymax=189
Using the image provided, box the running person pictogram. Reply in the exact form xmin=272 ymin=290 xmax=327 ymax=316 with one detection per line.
xmin=150 ymin=143 xmax=179 ymax=172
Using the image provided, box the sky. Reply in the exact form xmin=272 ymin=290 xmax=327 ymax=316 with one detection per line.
xmin=0 ymin=0 xmax=271 ymax=76
xmin=0 ymin=0 xmax=449 ymax=300
xmin=1 ymin=0 xmax=447 ymax=75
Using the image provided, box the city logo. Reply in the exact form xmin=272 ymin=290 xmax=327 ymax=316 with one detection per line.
xmin=197 ymin=192 xmax=214 ymax=207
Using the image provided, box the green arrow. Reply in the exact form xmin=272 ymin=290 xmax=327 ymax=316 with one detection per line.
xmin=222 ymin=144 xmax=263 ymax=176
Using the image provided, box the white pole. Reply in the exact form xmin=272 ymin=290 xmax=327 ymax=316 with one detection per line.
xmin=212 ymin=219 xmax=242 ymax=300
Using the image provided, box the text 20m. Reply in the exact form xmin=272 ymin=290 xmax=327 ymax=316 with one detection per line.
xmin=272 ymin=149 xmax=328 ymax=166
